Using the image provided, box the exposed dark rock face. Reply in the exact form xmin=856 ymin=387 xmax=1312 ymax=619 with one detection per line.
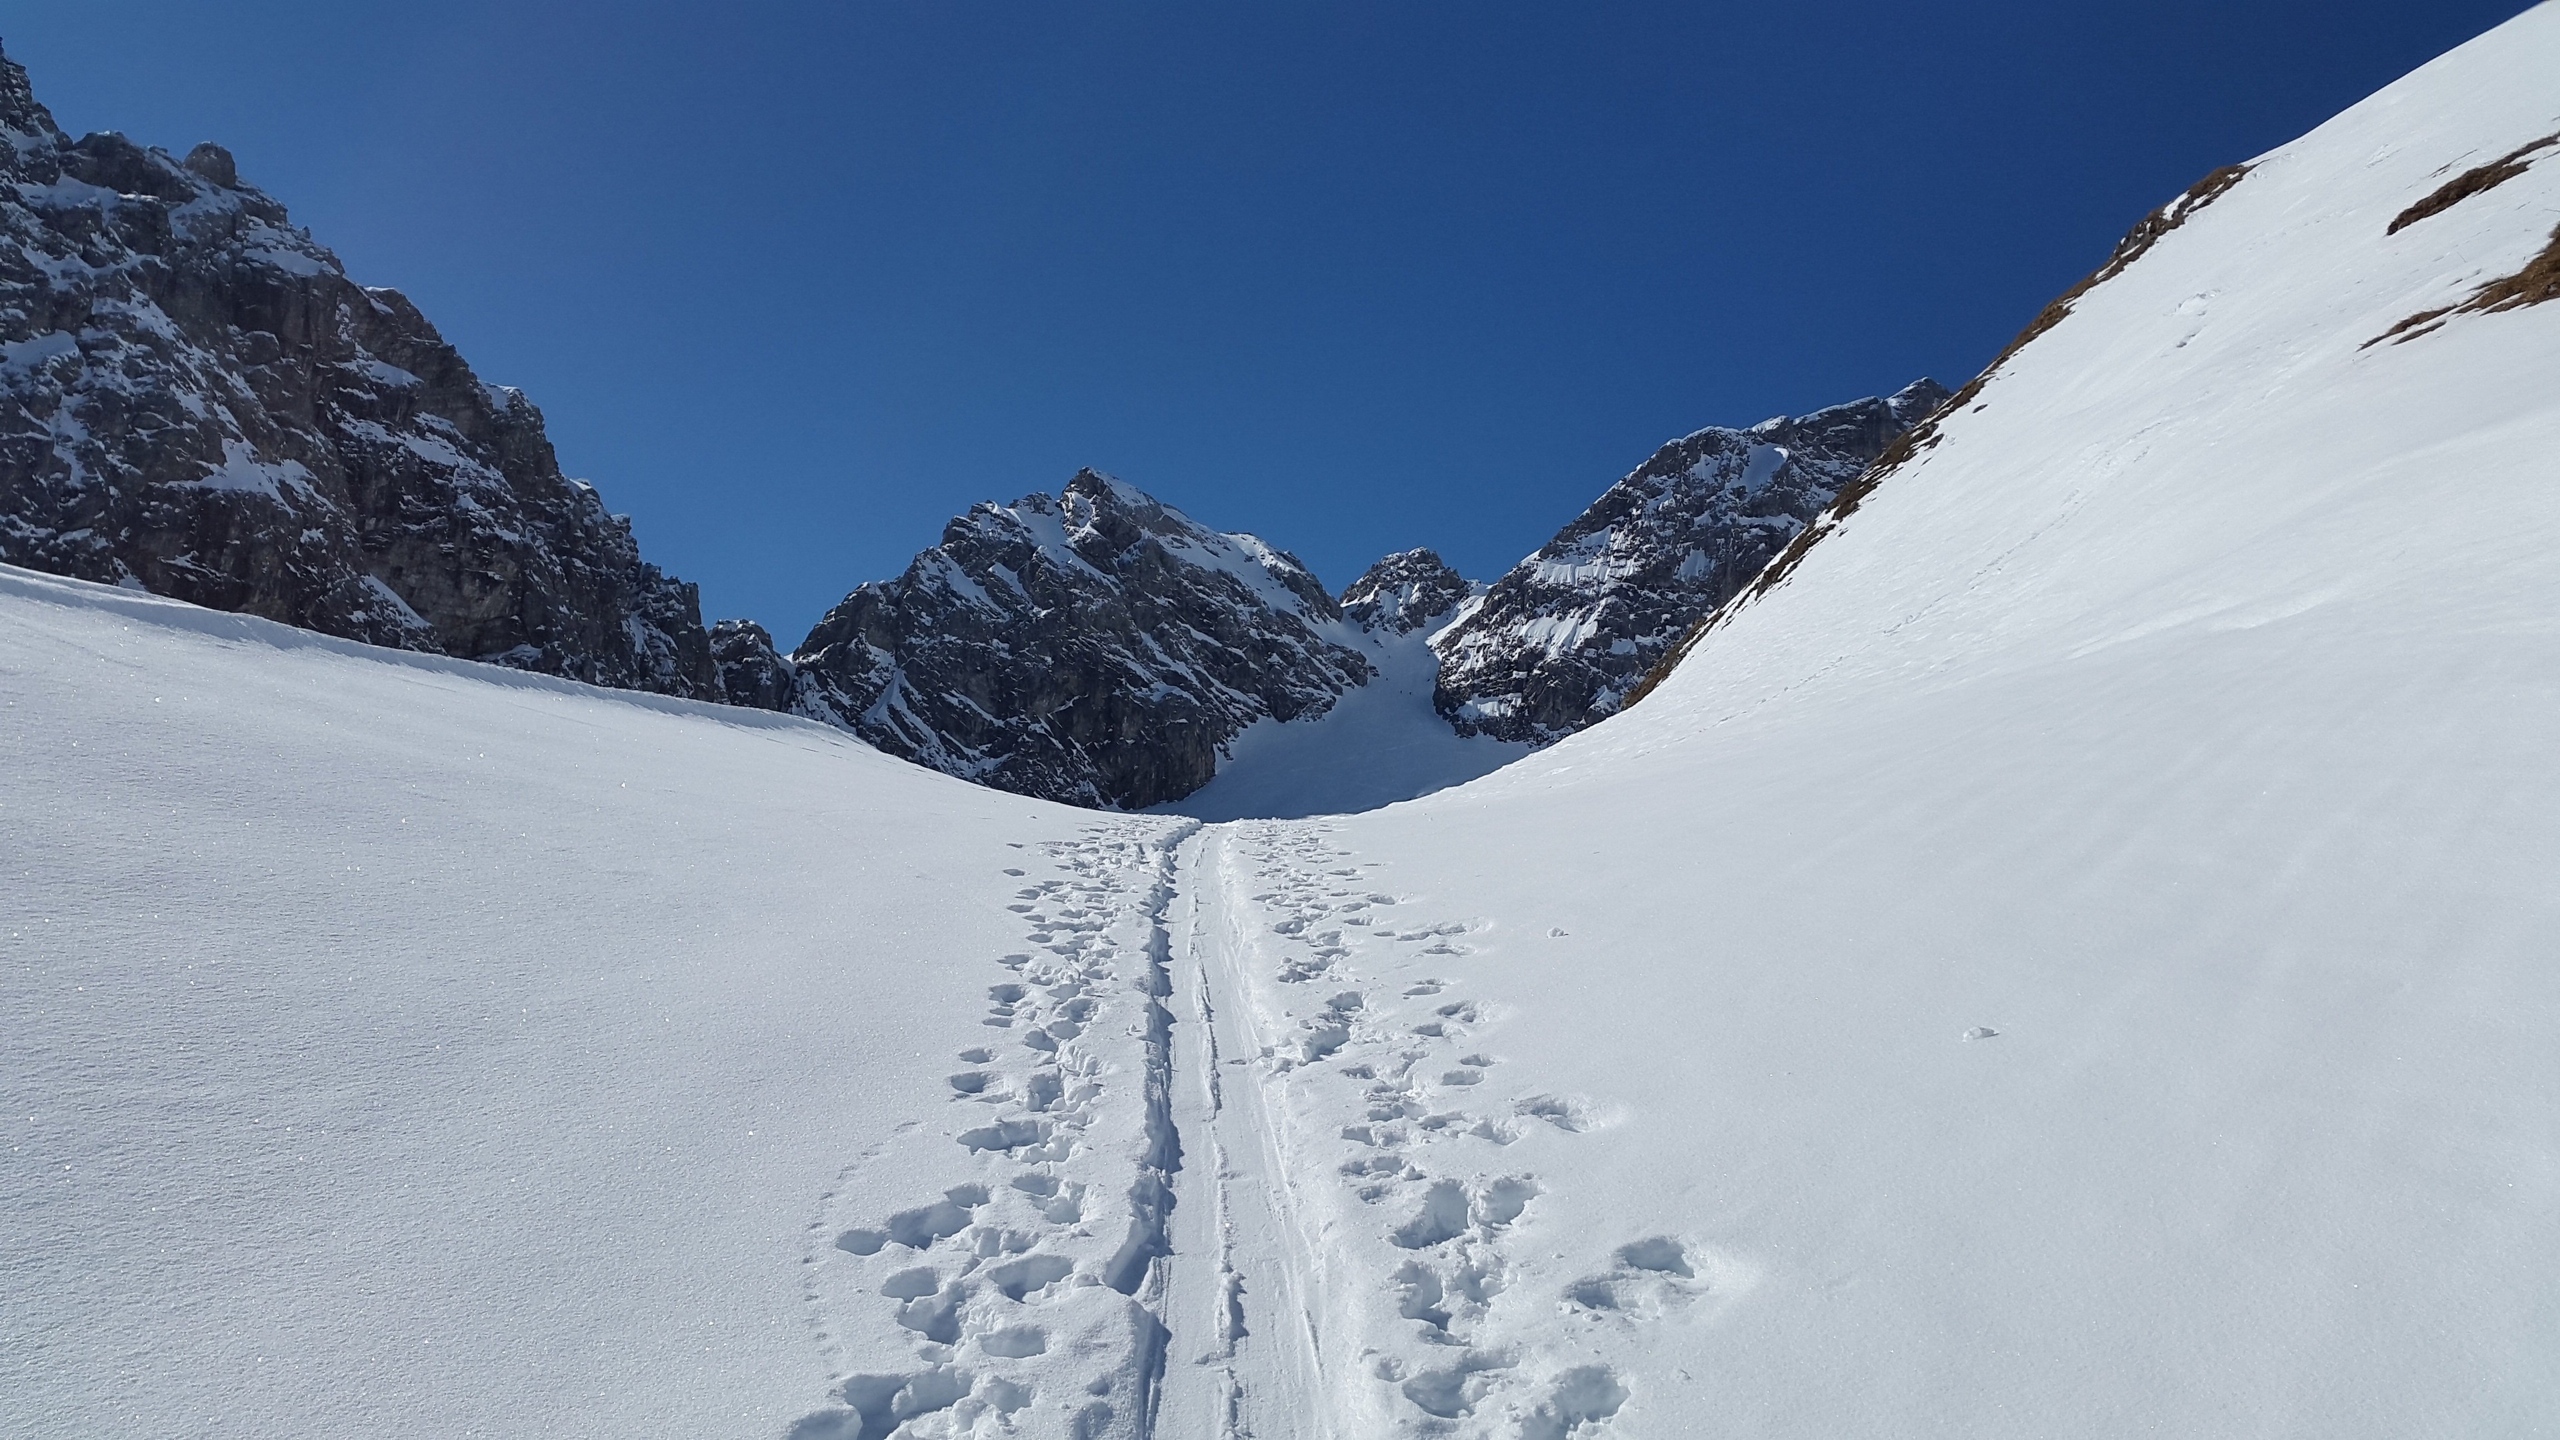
xmin=1431 ymin=380 xmax=1949 ymax=743
xmin=775 ymin=469 xmax=1374 ymax=809
xmin=0 ymin=43 xmax=715 ymax=695
xmin=1340 ymin=548 xmax=1470 ymax=634
xmin=710 ymin=619 xmax=801 ymax=711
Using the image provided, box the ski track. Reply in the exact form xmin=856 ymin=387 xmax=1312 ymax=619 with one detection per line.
xmin=1193 ymin=823 xmax=1701 ymax=1440
xmin=791 ymin=816 xmax=1707 ymax=1438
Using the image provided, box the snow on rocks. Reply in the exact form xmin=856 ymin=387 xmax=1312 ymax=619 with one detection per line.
xmin=1429 ymin=380 xmax=1948 ymax=744
xmin=0 ymin=42 xmax=717 ymax=696
xmin=1340 ymin=548 xmax=1471 ymax=636
xmin=753 ymin=469 xmax=1376 ymax=812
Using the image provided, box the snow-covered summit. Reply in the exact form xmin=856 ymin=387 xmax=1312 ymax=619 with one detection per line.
xmin=0 ymin=41 xmax=716 ymax=695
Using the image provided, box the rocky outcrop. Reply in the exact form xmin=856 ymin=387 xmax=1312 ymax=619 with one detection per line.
xmin=772 ymin=469 xmax=1374 ymax=809
xmin=0 ymin=42 xmax=715 ymax=696
xmin=709 ymin=619 xmax=801 ymax=711
xmin=1431 ymin=380 xmax=1949 ymax=743
xmin=1340 ymin=548 xmax=1470 ymax=635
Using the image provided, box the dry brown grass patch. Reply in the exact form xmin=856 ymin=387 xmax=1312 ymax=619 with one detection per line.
xmin=2387 ymin=134 xmax=2559 ymax=235
xmin=2371 ymin=221 xmax=2560 ymax=347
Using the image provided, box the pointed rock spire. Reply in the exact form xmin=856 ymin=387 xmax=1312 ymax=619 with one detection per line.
xmin=0 ymin=39 xmax=62 ymax=139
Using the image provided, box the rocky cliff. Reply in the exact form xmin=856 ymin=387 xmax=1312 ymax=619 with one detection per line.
xmin=0 ymin=42 xmax=715 ymax=695
xmin=1430 ymin=380 xmax=1949 ymax=742
xmin=723 ymin=469 xmax=1376 ymax=809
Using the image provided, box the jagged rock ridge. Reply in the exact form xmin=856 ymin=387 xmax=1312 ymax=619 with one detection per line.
xmin=1340 ymin=548 xmax=1470 ymax=635
xmin=1431 ymin=380 xmax=1949 ymax=743
xmin=0 ymin=42 xmax=715 ymax=695
xmin=719 ymin=469 xmax=1375 ymax=810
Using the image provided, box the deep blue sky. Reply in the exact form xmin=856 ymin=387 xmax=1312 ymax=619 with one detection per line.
xmin=6 ymin=2 xmax=2532 ymax=639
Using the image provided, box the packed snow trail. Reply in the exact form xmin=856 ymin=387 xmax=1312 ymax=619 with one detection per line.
xmin=1155 ymin=826 xmax=1328 ymax=1440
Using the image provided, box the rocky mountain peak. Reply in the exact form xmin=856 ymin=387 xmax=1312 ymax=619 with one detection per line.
xmin=1341 ymin=548 xmax=1471 ymax=634
xmin=1431 ymin=380 xmax=1949 ymax=743
xmin=180 ymin=140 xmax=239 ymax=188
xmin=731 ymin=472 xmax=1375 ymax=810
xmin=0 ymin=43 xmax=717 ymax=697
xmin=0 ymin=41 xmax=59 ymax=140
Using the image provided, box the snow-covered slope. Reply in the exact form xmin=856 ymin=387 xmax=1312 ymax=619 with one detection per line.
xmin=1163 ymin=551 xmax=1531 ymax=822
xmin=1172 ymin=9 xmax=2560 ymax=1435
xmin=0 ymin=564 xmax=1204 ymax=1440
xmin=10 ymin=7 xmax=2560 ymax=1439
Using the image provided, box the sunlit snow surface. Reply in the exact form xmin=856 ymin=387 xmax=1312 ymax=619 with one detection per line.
xmin=10 ymin=7 xmax=2560 ymax=1437
xmin=1157 ymin=622 xmax=1532 ymax=823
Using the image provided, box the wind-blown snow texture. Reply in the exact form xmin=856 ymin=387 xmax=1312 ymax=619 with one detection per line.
xmin=0 ymin=43 xmax=716 ymax=696
xmin=9 ymin=8 xmax=2560 ymax=1439
xmin=1429 ymin=379 xmax=1946 ymax=743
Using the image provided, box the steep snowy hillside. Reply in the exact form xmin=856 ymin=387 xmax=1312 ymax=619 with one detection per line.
xmin=719 ymin=469 xmax=1377 ymax=811
xmin=0 ymin=44 xmax=717 ymax=696
xmin=1430 ymin=380 xmax=1945 ymax=743
xmin=1174 ymin=8 xmax=2560 ymax=1436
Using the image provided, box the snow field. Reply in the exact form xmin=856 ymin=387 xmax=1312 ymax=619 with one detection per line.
xmin=1250 ymin=7 xmax=2560 ymax=1432
xmin=1163 ymin=622 xmax=1530 ymax=823
xmin=0 ymin=567 xmax=1183 ymax=1439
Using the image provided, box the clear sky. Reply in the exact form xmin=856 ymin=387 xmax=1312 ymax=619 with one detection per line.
xmin=6 ymin=2 xmax=2533 ymax=640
